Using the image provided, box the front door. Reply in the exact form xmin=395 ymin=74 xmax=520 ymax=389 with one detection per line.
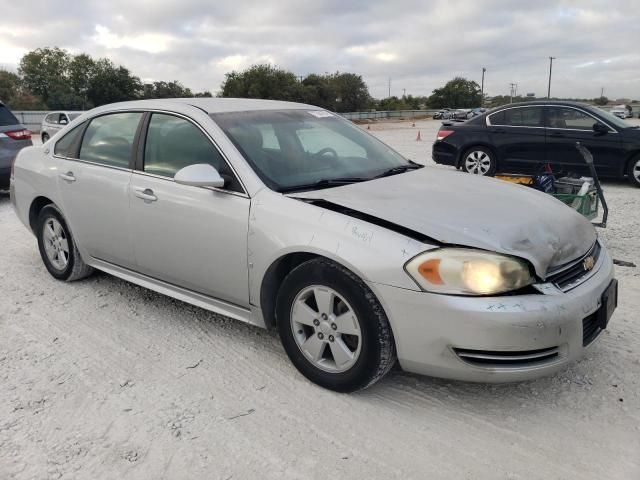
xmin=129 ymin=112 xmax=250 ymax=307
xmin=487 ymin=106 xmax=546 ymax=174
xmin=544 ymin=106 xmax=624 ymax=177
xmin=56 ymin=112 xmax=143 ymax=268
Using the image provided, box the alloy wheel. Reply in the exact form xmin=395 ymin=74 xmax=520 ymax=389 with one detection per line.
xmin=290 ymin=285 xmax=362 ymax=373
xmin=633 ymin=159 xmax=640 ymax=184
xmin=42 ymin=218 xmax=70 ymax=270
xmin=464 ymin=150 xmax=492 ymax=175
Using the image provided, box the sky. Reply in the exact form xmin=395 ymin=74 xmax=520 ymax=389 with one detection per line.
xmin=1 ymin=0 xmax=638 ymax=100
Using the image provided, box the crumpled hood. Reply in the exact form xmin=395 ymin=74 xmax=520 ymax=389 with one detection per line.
xmin=293 ymin=168 xmax=597 ymax=278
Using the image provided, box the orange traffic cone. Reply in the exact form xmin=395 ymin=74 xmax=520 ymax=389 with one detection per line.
xmin=412 ymin=122 xmax=416 ymax=127
xmin=416 ymin=130 xmax=422 ymax=141
xmin=367 ymin=124 xmax=370 ymax=130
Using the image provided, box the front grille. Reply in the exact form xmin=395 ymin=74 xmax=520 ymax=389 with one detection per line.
xmin=453 ymin=346 xmax=560 ymax=368
xmin=582 ymin=312 xmax=602 ymax=346
xmin=547 ymin=241 xmax=601 ymax=291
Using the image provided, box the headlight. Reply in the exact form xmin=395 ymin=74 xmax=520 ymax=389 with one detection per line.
xmin=405 ymin=248 xmax=534 ymax=296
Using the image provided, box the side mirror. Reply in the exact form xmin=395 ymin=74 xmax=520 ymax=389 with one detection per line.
xmin=174 ymin=163 xmax=225 ymax=188
xmin=593 ymin=122 xmax=609 ymax=135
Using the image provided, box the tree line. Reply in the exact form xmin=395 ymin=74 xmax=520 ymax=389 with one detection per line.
xmin=0 ymin=47 xmax=620 ymax=112
xmin=0 ymin=47 xmax=212 ymax=110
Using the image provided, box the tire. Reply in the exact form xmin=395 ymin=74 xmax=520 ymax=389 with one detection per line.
xmin=36 ymin=204 xmax=93 ymax=281
xmin=627 ymin=155 xmax=640 ymax=188
xmin=461 ymin=146 xmax=497 ymax=176
xmin=41 ymin=133 xmax=49 ymax=143
xmin=276 ymin=258 xmax=396 ymax=392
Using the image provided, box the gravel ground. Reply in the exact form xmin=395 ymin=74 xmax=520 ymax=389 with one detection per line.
xmin=1 ymin=119 xmax=639 ymax=480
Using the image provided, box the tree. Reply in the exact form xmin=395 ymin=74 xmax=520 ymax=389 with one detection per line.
xmin=428 ymin=77 xmax=482 ymax=109
xmin=86 ymin=59 xmax=141 ymax=106
xmin=301 ymin=74 xmax=338 ymax=110
xmin=220 ymin=64 xmax=300 ymax=100
xmin=18 ymin=47 xmax=71 ymax=104
xmin=593 ymin=96 xmax=609 ymax=106
xmin=0 ymin=70 xmax=20 ymax=103
xmin=68 ymin=54 xmax=96 ymax=108
xmin=329 ymin=72 xmax=371 ymax=112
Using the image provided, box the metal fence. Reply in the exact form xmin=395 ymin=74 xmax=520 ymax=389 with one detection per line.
xmin=12 ymin=111 xmax=50 ymax=133
xmin=340 ymin=110 xmax=438 ymax=121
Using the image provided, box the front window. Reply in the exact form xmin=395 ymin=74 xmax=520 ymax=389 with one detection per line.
xmin=546 ymin=107 xmax=597 ymax=130
xmin=211 ymin=109 xmax=413 ymax=192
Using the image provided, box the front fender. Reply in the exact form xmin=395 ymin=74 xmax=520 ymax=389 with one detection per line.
xmin=248 ymin=189 xmax=432 ymax=307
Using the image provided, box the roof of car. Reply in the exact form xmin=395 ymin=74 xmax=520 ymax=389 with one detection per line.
xmin=93 ymin=98 xmax=318 ymax=114
xmin=493 ymin=100 xmax=594 ymax=108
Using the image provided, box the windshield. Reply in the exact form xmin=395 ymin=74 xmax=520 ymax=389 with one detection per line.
xmin=211 ymin=109 xmax=411 ymax=191
xmin=593 ymin=107 xmax=633 ymax=129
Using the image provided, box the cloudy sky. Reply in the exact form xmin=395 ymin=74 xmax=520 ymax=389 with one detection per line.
xmin=1 ymin=0 xmax=638 ymax=100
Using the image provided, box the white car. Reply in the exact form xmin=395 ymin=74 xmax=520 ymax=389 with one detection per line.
xmin=10 ymin=98 xmax=617 ymax=391
xmin=41 ymin=111 xmax=83 ymax=143
xmin=610 ymin=106 xmax=631 ymax=119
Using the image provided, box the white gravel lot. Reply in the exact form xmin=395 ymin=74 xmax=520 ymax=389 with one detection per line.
xmin=1 ymin=119 xmax=639 ymax=480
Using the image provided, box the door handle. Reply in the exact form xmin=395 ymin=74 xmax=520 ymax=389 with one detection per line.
xmin=134 ymin=187 xmax=158 ymax=202
xmin=549 ymin=131 xmax=565 ymax=137
xmin=59 ymin=172 xmax=76 ymax=182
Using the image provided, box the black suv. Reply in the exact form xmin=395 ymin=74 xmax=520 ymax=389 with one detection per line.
xmin=432 ymin=101 xmax=640 ymax=187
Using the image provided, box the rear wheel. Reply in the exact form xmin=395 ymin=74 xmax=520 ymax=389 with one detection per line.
xmin=628 ymin=156 xmax=640 ymax=187
xmin=36 ymin=204 xmax=93 ymax=281
xmin=276 ymin=258 xmax=396 ymax=392
xmin=461 ymin=146 xmax=496 ymax=176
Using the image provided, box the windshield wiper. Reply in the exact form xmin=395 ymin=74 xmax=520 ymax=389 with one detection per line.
xmin=372 ymin=162 xmax=424 ymax=179
xmin=279 ymin=177 xmax=369 ymax=193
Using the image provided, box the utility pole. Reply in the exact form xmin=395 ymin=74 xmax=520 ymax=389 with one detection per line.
xmin=481 ymin=67 xmax=486 ymax=107
xmin=388 ymin=77 xmax=391 ymax=98
xmin=509 ymin=83 xmax=517 ymax=103
xmin=402 ymin=88 xmax=406 ymax=98
xmin=601 ymin=87 xmax=604 ymax=98
xmin=547 ymin=56 xmax=556 ymax=98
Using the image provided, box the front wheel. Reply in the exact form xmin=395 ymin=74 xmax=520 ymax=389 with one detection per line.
xmin=628 ymin=156 xmax=640 ymax=187
xmin=276 ymin=258 xmax=396 ymax=392
xmin=461 ymin=146 xmax=497 ymax=176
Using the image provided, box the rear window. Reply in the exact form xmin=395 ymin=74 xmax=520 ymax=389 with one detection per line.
xmin=0 ymin=105 xmax=19 ymax=127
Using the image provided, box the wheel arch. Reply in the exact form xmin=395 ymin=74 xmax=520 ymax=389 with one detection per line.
xmin=28 ymin=196 xmax=55 ymax=233
xmin=259 ymin=251 xmax=374 ymax=330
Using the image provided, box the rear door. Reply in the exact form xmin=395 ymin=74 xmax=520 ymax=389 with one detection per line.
xmin=544 ymin=106 xmax=623 ymax=177
xmin=55 ymin=112 xmax=143 ymax=267
xmin=487 ymin=106 xmax=546 ymax=173
xmin=129 ymin=112 xmax=250 ymax=306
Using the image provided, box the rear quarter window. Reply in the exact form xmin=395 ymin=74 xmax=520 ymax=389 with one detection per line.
xmin=54 ymin=122 xmax=86 ymax=158
xmin=0 ymin=105 xmax=19 ymax=126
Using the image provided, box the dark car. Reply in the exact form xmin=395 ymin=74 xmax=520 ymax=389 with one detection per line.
xmin=432 ymin=101 xmax=640 ymax=187
xmin=0 ymin=102 xmax=32 ymax=189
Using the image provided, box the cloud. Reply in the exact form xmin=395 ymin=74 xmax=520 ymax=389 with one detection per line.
xmin=0 ymin=0 xmax=638 ymax=99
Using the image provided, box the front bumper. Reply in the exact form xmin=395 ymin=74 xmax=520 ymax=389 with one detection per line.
xmin=371 ymin=246 xmax=615 ymax=382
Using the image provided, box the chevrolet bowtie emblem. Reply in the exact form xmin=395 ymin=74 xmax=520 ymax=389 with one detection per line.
xmin=583 ymin=256 xmax=595 ymax=271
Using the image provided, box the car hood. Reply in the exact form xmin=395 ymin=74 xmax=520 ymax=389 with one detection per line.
xmin=292 ymin=168 xmax=597 ymax=278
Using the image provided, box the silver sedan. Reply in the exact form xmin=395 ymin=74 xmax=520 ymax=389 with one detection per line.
xmin=10 ymin=98 xmax=617 ymax=392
